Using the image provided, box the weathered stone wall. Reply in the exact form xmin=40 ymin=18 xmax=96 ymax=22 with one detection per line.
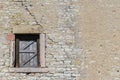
xmin=0 ymin=0 xmax=82 ymax=80
xmin=1 ymin=0 xmax=120 ymax=80
xmin=77 ymin=0 xmax=120 ymax=80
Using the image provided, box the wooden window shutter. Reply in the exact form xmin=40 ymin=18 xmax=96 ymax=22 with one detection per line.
xmin=19 ymin=40 xmax=38 ymax=67
xmin=15 ymin=34 xmax=39 ymax=68
xmin=40 ymin=33 xmax=46 ymax=68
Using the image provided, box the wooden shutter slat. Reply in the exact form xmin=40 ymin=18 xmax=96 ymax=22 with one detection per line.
xmin=29 ymin=41 xmax=37 ymax=67
xmin=19 ymin=50 xmax=36 ymax=53
xmin=37 ymin=38 xmax=40 ymax=67
xmin=16 ymin=38 xmax=19 ymax=67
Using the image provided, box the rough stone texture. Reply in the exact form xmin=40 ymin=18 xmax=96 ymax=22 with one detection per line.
xmin=0 ymin=0 xmax=82 ymax=80
xmin=77 ymin=0 xmax=120 ymax=80
xmin=1 ymin=0 xmax=120 ymax=80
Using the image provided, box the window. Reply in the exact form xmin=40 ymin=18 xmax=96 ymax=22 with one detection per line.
xmin=15 ymin=34 xmax=39 ymax=68
xmin=7 ymin=33 xmax=48 ymax=73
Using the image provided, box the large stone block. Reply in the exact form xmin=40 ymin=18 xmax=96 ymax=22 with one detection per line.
xmin=13 ymin=25 xmax=43 ymax=33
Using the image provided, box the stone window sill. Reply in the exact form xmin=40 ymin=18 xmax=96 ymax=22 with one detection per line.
xmin=9 ymin=68 xmax=48 ymax=73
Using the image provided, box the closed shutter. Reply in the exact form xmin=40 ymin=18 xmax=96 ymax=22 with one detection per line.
xmin=15 ymin=34 xmax=39 ymax=68
xmin=19 ymin=40 xmax=38 ymax=67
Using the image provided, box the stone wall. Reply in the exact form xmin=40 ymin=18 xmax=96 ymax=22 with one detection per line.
xmin=1 ymin=0 xmax=120 ymax=80
xmin=77 ymin=0 xmax=120 ymax=80
xmin=0 ymin=0 xmax=82 ymax=80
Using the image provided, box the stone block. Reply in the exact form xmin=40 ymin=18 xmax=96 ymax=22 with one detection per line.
xmin=13 ymin=25 xmax=43 ymax=33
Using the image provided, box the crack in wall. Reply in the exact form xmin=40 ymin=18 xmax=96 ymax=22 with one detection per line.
xmin=48 ymin=36 xmax=57 ymax=43
xmin=18 ymin=1 xmax=43 ymax=28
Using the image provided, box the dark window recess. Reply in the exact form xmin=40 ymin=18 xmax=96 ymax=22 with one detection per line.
xmin=15 ymin=34 xmax=39 ymax=68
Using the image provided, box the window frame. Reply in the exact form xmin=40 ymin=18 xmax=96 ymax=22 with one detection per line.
xmin=7 ymin=33 xmax=48 ymax=73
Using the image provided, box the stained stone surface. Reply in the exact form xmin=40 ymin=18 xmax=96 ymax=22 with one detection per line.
xmin=0 ymin=0 xmax=81 ymax=80
xmin=0 ymin=0 xmax=120 ymax=80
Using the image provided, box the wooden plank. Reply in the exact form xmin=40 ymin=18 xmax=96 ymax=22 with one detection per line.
xmin=29 ymin=41 xmax=37 ymax=67
xmin=21 ymin=53 xmax=38 ymax=67
xmin=37 ymin=38 xmax=40 ymax=67
xmin=19 ymin=41 xmax=23 ymax=67
xmin=9 ymin=68 xmax=48 ymax=73
xmin=15 ymin=38 xmax=19 ymax=67
xmin=20 ymin=41 xmax=30 ymax=67
xmin=29 ymin=42 xmax=33 ymax=67
xmin=33 ymin=42 xmax=38 ymax=67
xmin=40 ymin=33 xmax=46 ymax=67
